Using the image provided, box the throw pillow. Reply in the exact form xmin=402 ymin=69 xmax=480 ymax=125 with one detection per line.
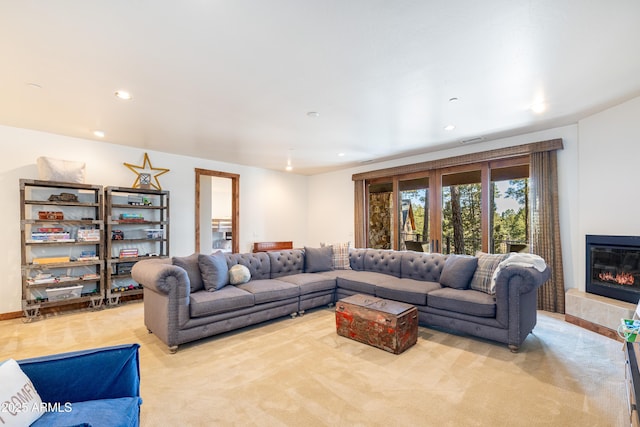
xmin=0 ymin=358 xmax=44 ymax=426
xmin=321 ymin=241 xmax=352 ymax=270
xmin=440 ymin=254 xmax=478 ymax=290
xmin=229 ymin=264 xmax=251 ymax=285
xmin=304 ymin=246 xmax=334 ymax=273
xmin=36 ymin=156 xmax=86 ymax=183
xmin=470 ymin=252 xmax=509 ymax=294
xmin=198 ymin=252 xmax=229 ymax=291
xmin=173 ymin=253 xmax=204 ymax=293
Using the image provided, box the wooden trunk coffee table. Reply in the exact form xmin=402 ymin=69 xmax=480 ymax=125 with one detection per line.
xmin=335 ymin=294 xmax=418 ymax=354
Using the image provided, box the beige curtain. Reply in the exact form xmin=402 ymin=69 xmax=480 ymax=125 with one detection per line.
xmin=530 ymin=150 xmax=565 ymax=313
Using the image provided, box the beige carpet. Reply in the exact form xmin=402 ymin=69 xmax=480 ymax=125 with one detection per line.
xmin=0 ymin=303 xmax=628 ymax=426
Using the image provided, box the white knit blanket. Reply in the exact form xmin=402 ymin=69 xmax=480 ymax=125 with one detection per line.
xmin=490 ymin=253 xmax=547 ymax=293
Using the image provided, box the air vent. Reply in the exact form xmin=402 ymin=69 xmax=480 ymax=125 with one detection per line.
xmin=460 ymin=137 xmax=484 ymax=144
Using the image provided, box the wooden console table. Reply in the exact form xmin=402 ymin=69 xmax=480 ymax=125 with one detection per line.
xmin=625 ymin=341 xmax=640 ymax=426
xmin=252 ymin=241 xmax=293 ymax=253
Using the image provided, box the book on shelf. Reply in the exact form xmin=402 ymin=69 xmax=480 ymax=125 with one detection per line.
xmin=32 ymin=256 xmax=71 ymax=264
xmin=29 ymin=231 xmax=74 ymax=242
xmin=77 ymin=229 xmax=101 ymax=241
xmin=119 ymin=248 xmax=139 ymax=258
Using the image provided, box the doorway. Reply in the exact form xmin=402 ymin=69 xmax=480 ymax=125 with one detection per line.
xmin=195 ymin=168 xmax=239 ymax=254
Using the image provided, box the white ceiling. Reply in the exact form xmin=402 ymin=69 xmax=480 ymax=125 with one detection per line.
xmin=1 ymin=1 xmax=640 ymax=175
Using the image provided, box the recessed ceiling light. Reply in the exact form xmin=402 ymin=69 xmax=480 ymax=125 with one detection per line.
xmin=93 ymin=130 xmax=105 ymax=138
xmin=306 ymin=111 xmax=320 ymax=118
xmin=444 ymin=124 xmax=456 ymax=131
xmin=338 ymin=152 xmax=345 ymax=157
xmin=115 ymin=90 xmax=132 ymax=100
xmin=285 ymin=165 xmax=293 ymax=171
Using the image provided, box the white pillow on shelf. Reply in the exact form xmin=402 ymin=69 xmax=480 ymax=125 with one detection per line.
xmin=37 ymin=156 xmax=86 ymax=183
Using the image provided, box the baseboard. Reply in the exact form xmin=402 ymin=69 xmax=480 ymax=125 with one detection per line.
xmin=0 ymin=311 xmax=22 ymax=320
xmin=0 ymin=295 xmax=143 ymax=321
xmin=565 ymin=313 xmax=622 ymax=342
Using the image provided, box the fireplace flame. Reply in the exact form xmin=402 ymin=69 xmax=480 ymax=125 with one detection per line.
xmin=598 ymin=271 xmax=635 ymax=285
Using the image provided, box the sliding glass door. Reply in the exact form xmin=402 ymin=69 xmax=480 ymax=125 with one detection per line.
xmin=439 ymin=166 xmax=485 ymax=255
xmin=398 ymin=176 xmax=430 ymax=251
xmin=364 ymin=157 xmax=529 ymax=254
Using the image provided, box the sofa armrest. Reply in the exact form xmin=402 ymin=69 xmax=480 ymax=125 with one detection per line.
xmin=494 ymin=265 xmax=551 ymax=295
xmin=131 ymin=259 xmax=189 ymax=295
xmin=17 ymin=344 xmax=140 ymax=405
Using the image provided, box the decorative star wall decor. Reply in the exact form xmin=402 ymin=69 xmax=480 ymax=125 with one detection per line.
xmin=123 ymin=153 xmax=170 ymax=190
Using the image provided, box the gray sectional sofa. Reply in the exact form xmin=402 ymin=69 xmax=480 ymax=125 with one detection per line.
xmin=131 ymin=248 xmax=550 ymax=353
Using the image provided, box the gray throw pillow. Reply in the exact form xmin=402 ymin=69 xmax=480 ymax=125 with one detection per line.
xmin=173 ymin=253 xmax=204 ymax=293
xmin=440 ymin=254 xmax=478 ymax=290
xmin=304 ymin=246 xmax=334 ymax=273
xmin=198 ymin=252 xmax=229 ymax=291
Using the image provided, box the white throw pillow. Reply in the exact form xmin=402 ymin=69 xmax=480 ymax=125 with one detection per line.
xmin=37 ymin=156 xmax=86 ymax=183
xmin=0 ymin=359 xmax=44 ymax=427
xmin=229 ymin=264 xmax=251 ymax=285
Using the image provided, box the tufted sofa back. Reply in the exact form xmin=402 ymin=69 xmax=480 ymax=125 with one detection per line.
xmin=222 ymin=248 xmax=446 ymax=283
xmin=349 ymin=249 xmax=367 ymax=270
xmin=401 ymin=252 xmax=446 ymax=282
xmin=269 ymin=250 xmax=305 ymax=278
xmin=225 ymin=252 xmax=271 ymax=280
xmin=363 ymin=249 xmax=403 ymax=278
xmin=348 ymin=248 xmax=446 ymax=281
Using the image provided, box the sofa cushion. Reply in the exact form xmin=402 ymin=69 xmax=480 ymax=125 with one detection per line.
xmin=173 ymin=253 xmax=204 ymax=293
xmin=31 ymin=396 xmax=140 ymax=427
xmin=277 ymin=273 xmax=336 ymax=295
xmin=335 ymin=270 xmax=394 ymax=294
xmin=427 ymin=287 xmax=496 ymax=318
xmin=236 ymin=279 xmax=300 ymax=304
xmin=304 ymin=246 xmax=333 ymax=273
xmin=190 ymin=285 xmax=255 ymax=317
xmin=321 ymin=241 xmax=352 ymax=270
xmin=374 ymin=278 xmax=441 ymax=306
xmin=440 ymin=254 xmax=478 ymax=290
xmin=229 ymin=264 xmax=251 ymax=285
xmin=0 ymin=358 xmax=44 ymax=426
xmin=401 ymin=252 xmax=446 ymax=282
xmin=199 ymin=252 xmax=229 ymax=291
xmin=470 ymin=252 xmax=509 ymax=294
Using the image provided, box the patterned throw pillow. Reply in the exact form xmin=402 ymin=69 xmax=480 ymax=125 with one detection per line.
xmin=470 ymin=252 xmax=509 ymax=294
xmin=321 ymin=241 xmax=352 ymax=270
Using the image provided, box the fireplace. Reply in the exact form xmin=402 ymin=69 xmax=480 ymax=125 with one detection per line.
xmin=586 ymin=235 xmax=640 ymax=304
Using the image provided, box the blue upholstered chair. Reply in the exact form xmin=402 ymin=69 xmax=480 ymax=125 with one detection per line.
xmin=17 ymin=344 xmax=141 ymax=427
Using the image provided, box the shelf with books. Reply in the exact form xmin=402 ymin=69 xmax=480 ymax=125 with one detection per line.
xmin=104 ymin=186 xmax=170 ymax=305
xmin=19 ymin=179 xmax=105 ymax=321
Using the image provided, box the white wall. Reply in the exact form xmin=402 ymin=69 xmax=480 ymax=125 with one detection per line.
xmin=3 ymin=94 xmax=638 ymax=315
xmin=0 ymin=125 xmax=309 ymax=314
xmin=577 ymin=96 xmax=640 ymax=291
